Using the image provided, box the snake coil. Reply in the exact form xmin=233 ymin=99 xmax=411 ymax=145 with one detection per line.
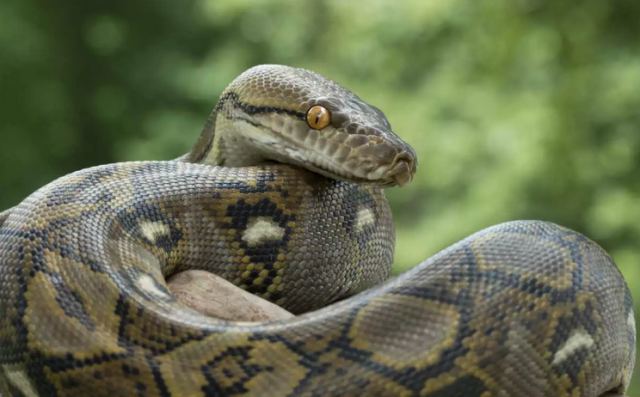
xmin=0 ymin=65 xmax=635 ymax=396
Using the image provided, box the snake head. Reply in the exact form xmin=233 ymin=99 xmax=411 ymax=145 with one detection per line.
xmin=196 ymin=64 xmax=417 ymax=187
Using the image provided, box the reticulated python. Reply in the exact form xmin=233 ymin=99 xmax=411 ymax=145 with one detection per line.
xmin=0 ymin=65 xmax=635 ymax=396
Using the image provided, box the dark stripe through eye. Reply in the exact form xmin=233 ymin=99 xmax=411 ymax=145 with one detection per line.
xmin=217 ymin=92 xmax=306 ymax=120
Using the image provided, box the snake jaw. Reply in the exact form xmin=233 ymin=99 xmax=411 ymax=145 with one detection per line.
xmin=319 ymin=129 xmax=417 ymax=187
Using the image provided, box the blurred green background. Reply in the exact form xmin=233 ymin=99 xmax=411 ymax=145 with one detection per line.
xmin=1 ymin=0 xmax=638 ymax=392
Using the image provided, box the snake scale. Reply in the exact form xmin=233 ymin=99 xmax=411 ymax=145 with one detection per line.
xmin=0 ymin=65 xmax=635 ymax=396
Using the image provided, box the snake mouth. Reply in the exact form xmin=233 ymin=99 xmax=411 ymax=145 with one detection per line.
xmin=384 ymin=151 xmax=416 ymax=186
xmin=367 ymin=155 xmax=416 ymax=187
xmin=293 ymin=135 xmax=417 ymax=187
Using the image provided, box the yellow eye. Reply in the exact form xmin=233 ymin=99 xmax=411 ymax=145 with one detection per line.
xmin=306 ymin=105 xmax=331 ymax=130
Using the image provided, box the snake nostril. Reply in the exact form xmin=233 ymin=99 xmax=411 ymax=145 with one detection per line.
xmin=397 ymin=151 xmax=416 ymax=170
xmin=390 ymin=162 xmax=412 ymax=186
xmin=386 ymin=151 xmax=417 ymax=186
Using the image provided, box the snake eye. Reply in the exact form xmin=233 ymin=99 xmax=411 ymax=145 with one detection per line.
xmin=306 ymin=105 xmax=331 ymax=130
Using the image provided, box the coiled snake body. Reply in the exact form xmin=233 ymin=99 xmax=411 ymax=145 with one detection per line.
xmin=0 ymin=65 xmax=635 ymax=396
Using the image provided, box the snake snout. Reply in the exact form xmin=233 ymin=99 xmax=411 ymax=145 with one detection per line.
xmin=368 ymin=134 xmax=417 ymax=186
xmin=388 ymin=151 xmax=416 ymax=186
xmin=351 ymin=134 xmax=417 ymax=186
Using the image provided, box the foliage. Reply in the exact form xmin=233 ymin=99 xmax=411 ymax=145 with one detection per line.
xmin=1 ymin=0 xmax=638 ymax=390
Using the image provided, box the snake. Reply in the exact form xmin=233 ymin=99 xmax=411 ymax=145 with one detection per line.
xmin=0 ymin=64 xmax=635 ymax=396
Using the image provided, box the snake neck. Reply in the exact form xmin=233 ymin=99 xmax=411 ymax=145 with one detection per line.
xmin=184 ymin=108 xmax=238 ymax=167
xmin=186 ymin=98 xmax=278 ymax=167
xmin=185 ymin=107 xmax=217 ymax=164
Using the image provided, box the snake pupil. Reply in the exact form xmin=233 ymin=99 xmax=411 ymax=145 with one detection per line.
xmin=306 ymin=105 xmax=331 ymax=130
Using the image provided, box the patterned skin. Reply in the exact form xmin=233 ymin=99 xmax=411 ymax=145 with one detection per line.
xmin=0 ymin=65 xmax=635 ymax=396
